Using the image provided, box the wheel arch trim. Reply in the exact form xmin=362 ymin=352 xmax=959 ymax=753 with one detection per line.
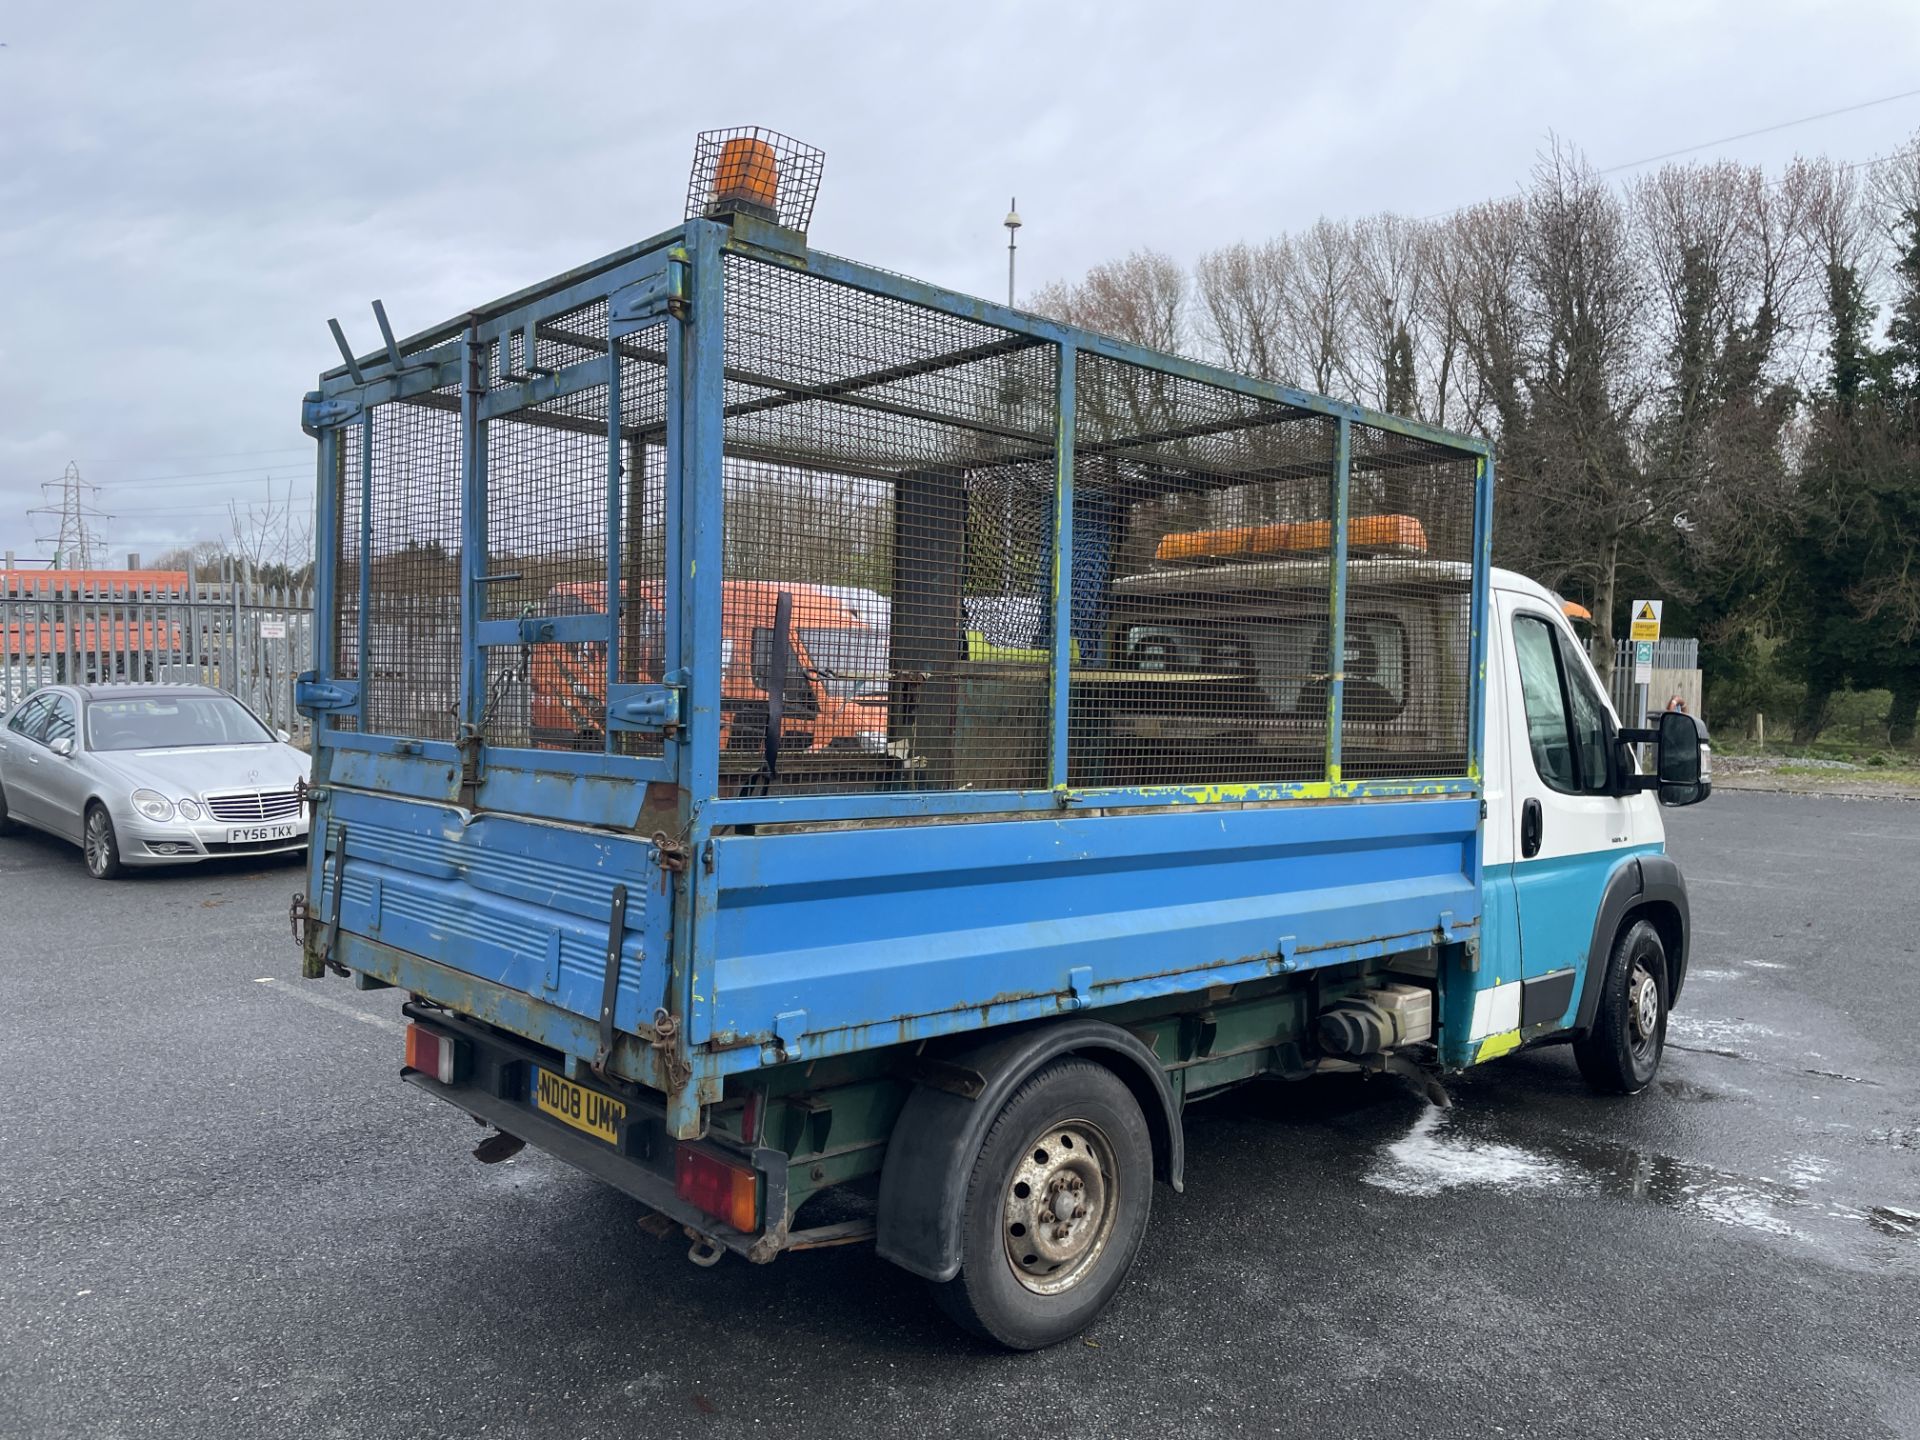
xmin=875 ymin=1018 xmax=1183 ymax=1283
xmin=1572 ymin=854 xmax=1690 ymax=1036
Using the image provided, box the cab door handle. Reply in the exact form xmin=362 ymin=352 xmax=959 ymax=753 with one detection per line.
xmin=1521 ymin=798 xmax=1543 ymax=858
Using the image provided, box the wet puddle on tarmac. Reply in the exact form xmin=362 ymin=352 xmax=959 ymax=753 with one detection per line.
xmin=1363 ymin=1104 xmax=1920 ymax=1264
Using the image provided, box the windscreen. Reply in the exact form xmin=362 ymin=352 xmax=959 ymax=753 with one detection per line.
xmin=87 ymin=695 xmax=275 ymax=751
xmin=1119 ymin=614 xmax=1408 ymax=721
xmin=797 ymin=626 xmax=889 ymax=699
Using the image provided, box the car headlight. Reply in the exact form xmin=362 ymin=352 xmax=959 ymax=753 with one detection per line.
xmin=176 ymin=798 xmax=204 ymax=822
xmin=132 ymin=789 xmax=175 ymax=822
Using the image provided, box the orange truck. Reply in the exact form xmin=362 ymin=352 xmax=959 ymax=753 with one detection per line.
xmin=529 ymin=579 xmax=888 ymax=756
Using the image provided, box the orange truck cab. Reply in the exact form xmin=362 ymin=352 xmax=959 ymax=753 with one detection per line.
xmin=529 ymin=580 xmax=887 ymax=758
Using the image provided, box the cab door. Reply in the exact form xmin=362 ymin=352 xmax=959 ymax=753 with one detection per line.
xmin=1502 ymin=593 xmax=1641 ymax=1030
xmin=33 ymin=694 xmax=86 ymax=841
xmin=0 ymin=693 xmax=54 ymax=826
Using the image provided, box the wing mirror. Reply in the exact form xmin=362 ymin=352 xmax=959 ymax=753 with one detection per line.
xmin=1655 ymin=710 xmax=1707 ymax=805
xmin=277 ymin=728 xmax=292 ymax=743
xmin=49 ymin=737 xmax=75 ymax=757
xmin=1615 ymin=710 xmax=1711 ymax=806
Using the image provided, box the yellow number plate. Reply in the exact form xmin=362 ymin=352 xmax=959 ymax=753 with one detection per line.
xmin=530 ymin=1066 xmax=626 ymax=1145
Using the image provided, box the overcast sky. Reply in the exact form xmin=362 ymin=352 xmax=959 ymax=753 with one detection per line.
xmin=3 ymin=1 xmax=1919 ymax=565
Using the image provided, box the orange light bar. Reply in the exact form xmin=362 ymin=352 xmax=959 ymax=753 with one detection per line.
xmin=1561 ymin=600 xmax=1592 ymax=622
xmin=713 ymin=137 xmax=779 ymax=210
xmin=1155 ymin=513 xmax=1428 ymax=563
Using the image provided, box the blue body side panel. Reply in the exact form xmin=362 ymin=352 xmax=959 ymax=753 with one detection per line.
xmin=699 ymin=798 xmax=1480 ymax=1054
xmin=1507 ymin=844 xmax=1661 ymax=1031
xmin=1478 ymin=862 xmax=1524 ymax=983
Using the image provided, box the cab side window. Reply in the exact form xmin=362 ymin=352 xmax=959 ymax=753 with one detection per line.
xmin=41 ymin=697 xmax=76 ymax=747
xmin=6 ymin=694 xmax=51 ymax=741
xmin=1562 ymin=647 xmax=1613 ymax=793
xmin=1512 ymin=614 xmax=1612 ymax=795
xmin=1513 ymin=617 xmax=1578 ymax=792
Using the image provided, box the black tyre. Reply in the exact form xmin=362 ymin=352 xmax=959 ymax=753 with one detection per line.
xmin=931 ymin=1059 xmax=1152 ymax=1350
xmin=83 ymin=803 xmax=125 ymax=880
xmin=1574 ymin=918 xmax=1668 ymax=1094
xmin=0 ymin=781 xmax=13 ymax=835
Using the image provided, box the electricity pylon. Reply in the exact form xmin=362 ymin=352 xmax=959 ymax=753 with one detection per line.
xmin=29 ymin=461 xmax=112 ymax=568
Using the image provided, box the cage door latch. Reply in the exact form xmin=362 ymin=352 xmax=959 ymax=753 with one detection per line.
xmin=606 ymin=676 xmax=683 ymax=734
xmin=301 ymin=391 xmax=364 ymax=432
xmin=608 ymin=255 xmax=691 ymax=335
xmin=294 ymin=672 xmax=360 ymax=717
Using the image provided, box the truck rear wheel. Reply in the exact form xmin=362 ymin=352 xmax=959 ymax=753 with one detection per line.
xmin=931 ymin=1058 xmax=1152 ymax=1350
xmin=1574 ymin=918 xmax=1668 ymax=1094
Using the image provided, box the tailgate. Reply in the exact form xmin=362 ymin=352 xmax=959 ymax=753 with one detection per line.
xmin=313 ymin=786 xmax=671 ymax=1062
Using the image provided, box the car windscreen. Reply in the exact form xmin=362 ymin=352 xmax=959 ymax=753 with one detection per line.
xmin=796 ymin=627 xmax=888 ymax=699
xmin=86 ymin=696 xmax=275 ymax=750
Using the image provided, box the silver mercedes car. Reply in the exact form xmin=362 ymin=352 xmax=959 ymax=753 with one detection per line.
xmin=0 ymin=683 xmax=310 ymax=879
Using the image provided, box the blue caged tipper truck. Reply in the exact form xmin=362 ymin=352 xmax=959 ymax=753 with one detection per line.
xmin=293 ymin=130 xmax=1710 ymax=1349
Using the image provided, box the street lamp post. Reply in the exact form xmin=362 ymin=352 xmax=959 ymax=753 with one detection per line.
xmin=1004 ymin=198 xmax=1021 ymax=308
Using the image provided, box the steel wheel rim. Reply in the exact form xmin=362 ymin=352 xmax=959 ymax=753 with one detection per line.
xmin=1627 ymin=959 xmax=1660 ymax=1059
xmin=1002 ymin=1118 xmax=1118 ymax=1295
xmin=85 ymin=811 xmax=110 ymax=875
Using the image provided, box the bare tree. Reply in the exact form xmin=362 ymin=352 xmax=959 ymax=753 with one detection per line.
xmin=1194 ymin=239 xmax=1291 ymax=380
xmin=1028 ymin=249 xmax=1190 ymax=353
xmin=1435 ymin=198 xmax=1531 ymax=440
xmin=226 ymin=475 xmax=314 ymax=584
xmin=1282 ymin=218 xmax=1356 ymax=396
xmin=1507 ymin=140 xmax=1660 ymax=678
xmin=1349 ymin=212 xmax=1430 ymax=417
xmin=149 ymin=538 xmax=230 ymax=583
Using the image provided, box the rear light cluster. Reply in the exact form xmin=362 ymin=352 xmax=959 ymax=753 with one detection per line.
xmin=675 ymin=1147 xmax=759 ymax=1233
xmin=404 ymin=1023 xmax=463 ymax=1084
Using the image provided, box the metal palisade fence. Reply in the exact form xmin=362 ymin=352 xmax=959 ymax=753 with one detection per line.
xmin=1609 ymin=636 xmax=1701 ymax=721
xmin=0 ymin=569 xmax=317 ymax=740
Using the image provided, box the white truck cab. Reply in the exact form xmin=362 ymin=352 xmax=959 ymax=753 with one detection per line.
xmin=1474 ymin=567 xmax=1702 ymax=1082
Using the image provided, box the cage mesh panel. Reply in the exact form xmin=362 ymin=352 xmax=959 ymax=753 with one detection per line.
xmin=1067 ymin=355 xmax=1337 ymax=789
xmin=477 ymin=313 xmax=673 ymax=756
xmin=483 ymin=388 xmax=609 ymax=751
xmin=615 ymin=424 xmax=670 ymax=759
xmin=484 ymin=399 xmax=609 ymax=623
xmin=1340 ymin=425 xmax=1476 ymax=779
xmin=364 ymin=392 xmax=462 ymax=740
xmin=331 ymin=419 xmax=362 ymax=733
xmin=719 ymin=256 xmax=1057 ymax=795
xmin=610 ymin=322 xmax=671 ymax=758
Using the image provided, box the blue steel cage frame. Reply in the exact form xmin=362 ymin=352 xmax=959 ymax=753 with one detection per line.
xmin=302 ymin=216 xmax=1496 ymax=1126
xmin=305 ymin=216 xmax=1491 ymax=819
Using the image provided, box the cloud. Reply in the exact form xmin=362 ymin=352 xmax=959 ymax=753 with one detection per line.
xmin=3 ymin=0 xmax=1918 ymax=560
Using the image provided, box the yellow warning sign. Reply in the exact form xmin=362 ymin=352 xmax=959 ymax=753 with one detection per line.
xmin=1629 ymin=599 xmax=1663 ymax=643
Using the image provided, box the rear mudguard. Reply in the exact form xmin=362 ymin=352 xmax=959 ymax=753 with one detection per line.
xmin=875 ymin=1018 xmax=1182 ymax=1283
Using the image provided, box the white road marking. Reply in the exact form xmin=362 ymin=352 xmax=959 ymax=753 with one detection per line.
xmin=254 ymin=976 xmax=404 ymax=1034
xmin=1686 ymin=874 xmax=1769 ymax=888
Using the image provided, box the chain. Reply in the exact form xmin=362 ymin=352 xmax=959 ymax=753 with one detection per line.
xmin=453 ymin=604 xmax=536 ymax=743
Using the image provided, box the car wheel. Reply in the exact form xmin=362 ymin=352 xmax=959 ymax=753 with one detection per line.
xmin=930 ymin=1059 xmax=1153 ymax=1350
xmin=83 ymin=803 xmax=125 ymax=880
xmin=1574 ymin=918 xmax=1668 ymax=1095
xmin=0 ymin=781 xmax=13 ymax=835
